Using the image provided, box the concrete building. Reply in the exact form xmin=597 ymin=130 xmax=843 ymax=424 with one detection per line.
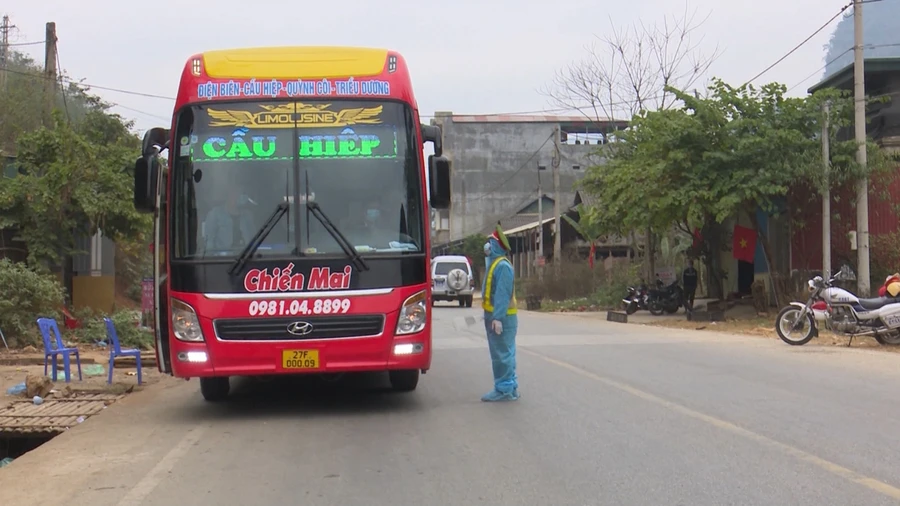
xmin=429 ymin=112 xmax=628 ymax=244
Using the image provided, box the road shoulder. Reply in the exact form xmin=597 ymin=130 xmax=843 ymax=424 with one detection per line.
xmin=0 ymin=376 xmax=195 ymax=506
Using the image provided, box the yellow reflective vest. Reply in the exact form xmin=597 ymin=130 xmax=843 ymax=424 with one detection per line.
xmin=482 ymin=256 xmax=517 ymax=315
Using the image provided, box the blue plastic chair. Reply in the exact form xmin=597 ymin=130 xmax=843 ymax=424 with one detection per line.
xmin=36 ymin=317 xmax=82 ymax=383
xmin=103 ymin=317 xmax=142 ymax=385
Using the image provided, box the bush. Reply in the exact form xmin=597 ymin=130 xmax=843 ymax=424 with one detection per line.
xmin=72 ymin=310 xmax=154 ymax=350
xmin=871 ymin=231 xmax=900 ymax=287
xmin=520 ymin=252 xmax=605 ymax=301
xmin=518 ymin=252 xmax=643 ymax=310
xmin=0 ymin=259 xmax=66 ymax=345
xmin=593 ymin=262 xmax=642 ymax=308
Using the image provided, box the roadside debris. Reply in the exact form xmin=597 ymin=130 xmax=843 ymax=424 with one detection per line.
xmin=25 ymin=374 xmax=53 ymax=398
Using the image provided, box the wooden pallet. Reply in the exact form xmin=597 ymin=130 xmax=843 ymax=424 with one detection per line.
xmin=0 ymin=394 xmax=122 ymax=435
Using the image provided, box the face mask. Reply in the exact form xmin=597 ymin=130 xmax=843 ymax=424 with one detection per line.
xmin=366 ymin=209 xmax=380 ymax=221
xmin=484 ymin=242 xmax=492 ymax=257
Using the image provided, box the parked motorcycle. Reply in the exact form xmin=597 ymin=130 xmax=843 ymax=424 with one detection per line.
xmin=775 ymin=274 xmax=900 ymax=346
xmin=622 ymin=283 xmax=649 ymax=315
xmin=647 ymin=279 xmax=684 ymax=315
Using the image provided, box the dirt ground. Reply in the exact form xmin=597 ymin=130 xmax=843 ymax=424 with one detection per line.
xmin=642 ymin=314 xmax=900 ymax=352
xmin=547 ymin=298 xmax=900 ymax=354
xmin=1 ymin=346 xmax=162 ymax=405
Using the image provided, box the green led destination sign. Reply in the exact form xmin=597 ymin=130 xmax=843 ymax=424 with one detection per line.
xmin=194 ymin=127 xmax=397 ymax=162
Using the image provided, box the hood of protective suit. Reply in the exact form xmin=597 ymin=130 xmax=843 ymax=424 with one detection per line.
xmin=488 ymin=237 xmax=507 ymax=260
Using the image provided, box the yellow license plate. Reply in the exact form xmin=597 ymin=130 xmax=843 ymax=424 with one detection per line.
xmin=282 ymin=349 xmax=320 ymax=369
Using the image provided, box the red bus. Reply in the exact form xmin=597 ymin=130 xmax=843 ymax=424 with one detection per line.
xmin=131 ymin=46 xmax=451 ymax=401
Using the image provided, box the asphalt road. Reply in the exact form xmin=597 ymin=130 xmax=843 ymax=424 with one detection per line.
xmin=3 ymin=306 xmax=900 ymax=505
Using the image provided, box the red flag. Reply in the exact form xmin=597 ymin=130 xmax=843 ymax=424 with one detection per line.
xmin=692 ymin=227 xmax=702 ymax=249
xmin=732 ymin=225 xmax=757 ymax=263
xmin=589 ymin=243 xmax=596 ymax=269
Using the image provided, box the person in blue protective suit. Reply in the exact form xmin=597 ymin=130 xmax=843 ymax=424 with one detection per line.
xmin=481 ymin=225 xmax=519 ymax=402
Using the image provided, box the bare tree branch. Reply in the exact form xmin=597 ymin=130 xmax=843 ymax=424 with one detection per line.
xmin=540 ymin=2 xmax=722 ymax=124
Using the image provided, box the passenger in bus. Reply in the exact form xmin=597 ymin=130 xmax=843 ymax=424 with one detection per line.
xmin=481 ymin=225 xmax=519 ymax=402
xmin=346 ymin=199 xmax=394 ymax=248
xmin=203 ymin=186 xmax=255 ymax=252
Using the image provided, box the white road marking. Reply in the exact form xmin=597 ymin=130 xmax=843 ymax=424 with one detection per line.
xmin=116 ymin=426 xmax=209 ymax=506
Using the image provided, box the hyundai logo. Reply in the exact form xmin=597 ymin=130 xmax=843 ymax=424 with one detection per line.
xmin=286 ymin=321 xmax=314 ymax=336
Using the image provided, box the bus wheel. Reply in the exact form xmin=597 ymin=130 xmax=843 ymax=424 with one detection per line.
xmin=200 ymin=377 xmax=230 ymax=402
xmin=388 ymin=369 xmax=419 ymax=392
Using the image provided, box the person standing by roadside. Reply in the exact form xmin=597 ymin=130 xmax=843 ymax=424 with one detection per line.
xmin=682 ymin=258 xmax=699 ymax=313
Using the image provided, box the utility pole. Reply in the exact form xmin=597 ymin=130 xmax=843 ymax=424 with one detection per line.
xmin=43 ymin=22 xmax=57 ymax=126
xmin=537 ymin=164 xmax=544 ymax=281
xmin=0 ymin=15 xmax=14 ymax=91
xmin=552 ymin=126 xmax=562 ymax=277
xmin=853 ymin=0 xmax=870 ymax=296
xmin=821 ymin=101 xmax=832 ymax=279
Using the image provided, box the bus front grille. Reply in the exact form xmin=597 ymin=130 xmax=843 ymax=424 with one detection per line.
xmin=213 ymin=315 xmax=385 ymax=341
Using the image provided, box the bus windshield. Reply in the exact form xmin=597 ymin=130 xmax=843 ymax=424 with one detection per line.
xmin=170 ymin=100 xmax=425 ymax=260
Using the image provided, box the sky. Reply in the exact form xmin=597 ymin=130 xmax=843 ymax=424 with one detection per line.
xmin=4 ymin=0 xmax=863 ymax=136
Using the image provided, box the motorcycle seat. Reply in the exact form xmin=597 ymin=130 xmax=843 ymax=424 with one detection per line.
xmin=857 ymin=297 xmax=899 ymax=310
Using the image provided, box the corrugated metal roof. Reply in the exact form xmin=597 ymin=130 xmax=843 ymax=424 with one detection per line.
xmin=573 ymin=190 xmax=597 ymax=208
xmin=505 ymin=217 xmax=555 ymax=235
xmin=482 ymin=214 xmax=538 ymax=235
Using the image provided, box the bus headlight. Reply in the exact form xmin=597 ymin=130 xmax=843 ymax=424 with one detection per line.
xmin=171 ymin=298 xmax=204 ymax=342
xmin=396 ymin=290 xmax=427 ymax=335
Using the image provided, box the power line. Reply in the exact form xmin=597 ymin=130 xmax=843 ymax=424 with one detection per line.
xmin=786 ymin=48 xmax=853 ymax=93
xmin=458 ymin=189 xmax=541 ymax=238
xmin=108 ymin=102 xmax=171 ymax=122
xmin=0 ymin=66 xmax=175 ymax=100
xmin=3 ymin=61 xmax=171 ymax=123
xmin=742 ymin=1 xmax=853 ymax=87
xmin=7 ymin=40 xmax=43 ymax=46
xmin=469 ymin=132 xmax=555 ymax=202
xmin=786 ymin=42 xmax=900 ymax=93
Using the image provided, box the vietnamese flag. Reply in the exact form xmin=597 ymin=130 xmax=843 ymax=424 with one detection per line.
xmin=732 ymin=225 xmax=757 ymax=263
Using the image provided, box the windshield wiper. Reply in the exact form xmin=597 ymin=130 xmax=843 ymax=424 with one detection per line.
xmin=228 ymin=203 xmax=290 ymax=276
xmin=306 ymin=201 xmax=369 ymax=271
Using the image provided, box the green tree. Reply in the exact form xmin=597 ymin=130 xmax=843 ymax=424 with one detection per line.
xmin=577 ymin=77 xmax=895 ymax=302
xmin=0 ymin=110 xmax=151 ymax=270
xmin=0 ymin=47 xmax=153 ymax=303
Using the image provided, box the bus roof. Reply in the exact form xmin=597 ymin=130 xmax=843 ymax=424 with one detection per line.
xmin=178 ymin=46 xmax=415 ymax=106
xmin=199 ymin=46 xmax=392 ymax=80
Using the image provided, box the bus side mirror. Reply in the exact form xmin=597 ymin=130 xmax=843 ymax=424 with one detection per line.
xmin=421 ymin=124 xmax=442 ymax=157
xmin=142 ymin=127 xmax=170 ymax=156
xmin=429 ymin=155 xmax=451 ymax=209
xmin=133 ymin=154 xmax=160 ymax=213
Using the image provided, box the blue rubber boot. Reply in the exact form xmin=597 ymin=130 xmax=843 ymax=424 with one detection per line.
xmin=481 ymin=388 xmax=520 ymax=402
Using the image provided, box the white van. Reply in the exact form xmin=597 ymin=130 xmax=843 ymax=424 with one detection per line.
xmin=431 ymin=255 xmax=475 ymax=307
